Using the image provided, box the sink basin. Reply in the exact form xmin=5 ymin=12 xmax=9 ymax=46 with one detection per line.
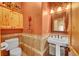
xmin=47 ymin=35 xmax=69 ymax=47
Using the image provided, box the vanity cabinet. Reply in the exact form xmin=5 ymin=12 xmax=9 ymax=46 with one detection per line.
xmin=0 ymin=6 xmax=23 ymax=29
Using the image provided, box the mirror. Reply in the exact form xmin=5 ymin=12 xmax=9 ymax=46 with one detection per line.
xmin=53 ymin=17 xmax=65 ymax=31
xmin=51 ymin=12 xmax=68 ymax=33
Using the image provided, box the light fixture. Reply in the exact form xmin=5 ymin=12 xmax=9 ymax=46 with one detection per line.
xmin=57 ymin=7 xmax=62 ymax=12
xmin=50 ymin=9 xmax=54 ymax=14
xmin=66 ymin=4 xmax=70 ymax=10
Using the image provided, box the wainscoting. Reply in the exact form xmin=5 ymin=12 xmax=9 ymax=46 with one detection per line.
xmin=1 ymin=32 xmax=49 ymax=56
xmin=20 ymin=34 xmax=49 ymax=56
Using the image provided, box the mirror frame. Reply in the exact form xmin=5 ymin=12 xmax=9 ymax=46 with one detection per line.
xmin=51 ymin=12 xmax=68 ymax=33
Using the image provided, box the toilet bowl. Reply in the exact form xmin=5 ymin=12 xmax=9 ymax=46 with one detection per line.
xmin=5 ymin=38 xmax=22 ymax=56
xmin=10 ymin=47 xmax=22 ymax=56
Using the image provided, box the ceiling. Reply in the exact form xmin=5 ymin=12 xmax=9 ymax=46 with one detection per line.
xmin=49 ymin=2 xmax=70 ymax=9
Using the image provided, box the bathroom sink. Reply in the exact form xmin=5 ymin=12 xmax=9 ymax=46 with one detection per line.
xmin=47 ymin=34 xmax=69 ymax=56
xmin=47 ymin=34 xmax=70 ymax=56
xmin=47 ymin=35 xmax=69 ymax=47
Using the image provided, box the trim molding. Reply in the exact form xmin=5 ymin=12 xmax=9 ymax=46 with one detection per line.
xmin=2 ymin=33 xmax=22 ymax=38
xmin=21 ymin=42 xmax=48 ymax=56
xmin=69 ymin=45 xmax=79 ymax=56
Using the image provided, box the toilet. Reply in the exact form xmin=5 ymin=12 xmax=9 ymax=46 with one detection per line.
xmin=5 ymin=38 xmax=22 ymax=56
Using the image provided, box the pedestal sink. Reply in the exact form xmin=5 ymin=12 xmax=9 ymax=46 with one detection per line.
xmin=47 ymin=34 xmax=69 ymax=56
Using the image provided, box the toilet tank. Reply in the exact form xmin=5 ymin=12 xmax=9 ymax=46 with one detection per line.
xmin=5 ymin=38 xmax=19 ymax=51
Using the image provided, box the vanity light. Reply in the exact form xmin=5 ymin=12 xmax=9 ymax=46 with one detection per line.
xmin=57 ymin=7 xmax=62 ymax=12
xmin=50 ymin=9 xmax=54 ymax=14
xmin=66 ymin=4 xmax=70 ymax=10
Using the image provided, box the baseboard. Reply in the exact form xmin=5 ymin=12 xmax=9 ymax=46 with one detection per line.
xmin=69 ymin=45 xmax=79 ymax=56
xmin=20 ymin=42 xmax=48 ymax=56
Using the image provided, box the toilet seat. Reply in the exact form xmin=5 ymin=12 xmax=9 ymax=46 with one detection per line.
xmin=10 ymin=47 xmax=22 ymax=56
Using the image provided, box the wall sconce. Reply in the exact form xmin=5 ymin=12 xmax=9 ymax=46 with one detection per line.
xmin=57 ymin=7 xmax=62 ymax=12
xmin=66 ymin=4 xmax=70 ymax=10
xmin=50 ymin=9 xmax=54 ymax=14
xmin=28 ymin=16 xmax=32 ymax=33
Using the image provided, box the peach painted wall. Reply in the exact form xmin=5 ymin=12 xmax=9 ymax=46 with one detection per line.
xmin=42 ymin=2 xmax=51 ymax=35
xmin=0 ymin=29 xmax=1 ymax=56
xmin=22 ymin=2 xmax=51 ymax=35
xmin=71 ymin=3 xmax=79 ymax=54
xmin=22 ymin=2 xmax=42 ymax=35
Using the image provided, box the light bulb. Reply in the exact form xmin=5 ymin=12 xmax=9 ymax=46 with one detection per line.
xmin=66 ymin=4 xmax=70 ymax=9
xmin=50 ymin=9 xmax=54 ymax=14
xmin=57 ymin=7 xmax=62 ymax=12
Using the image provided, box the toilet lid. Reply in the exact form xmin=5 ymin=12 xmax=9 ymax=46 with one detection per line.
xmin=10 ymin=47 xmax=21 ymax=56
